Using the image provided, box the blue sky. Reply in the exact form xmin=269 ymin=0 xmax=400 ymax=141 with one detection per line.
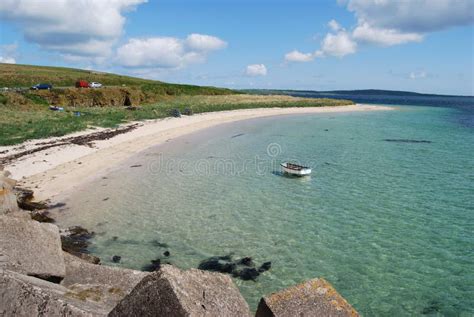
xmin=0 ymin=0 xmax=473 ymax=95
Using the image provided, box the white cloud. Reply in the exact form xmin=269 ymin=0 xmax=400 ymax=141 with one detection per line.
xmin=320 ymin=31 xmax=357 ymax=57
xmin=284 ymin=50 xmax=314 ymax=62
xmin=185 ymin=34 xmax=227 ymax=52
xmin=346 ymin=0 xmax=473 ymax=46
xmin=0 ymin=0 xmax=146 ymax=58
xmin=116 ymin=34 xmax=227 ymax=69
xmin=245 ymin=64 xmax=267 ymax=76
xmin=353 ymin=22 xmax=423 ymax=46
xmin=328 ymin=19 xmax=343 ymax=32
xmin=0 ymin=43 xmax=17 ymax=64
xmin=409 ymin=70 xmax=427 ymax=79
xmin=284 ymin=28 xmax=356 ymax=62
xmin=346 ymin=0 xmax=474 ymax=33
xmin=285 ymin=0 xmax=473 ymax=62
xmin=0 ymin=57 xmax=16 ymax=64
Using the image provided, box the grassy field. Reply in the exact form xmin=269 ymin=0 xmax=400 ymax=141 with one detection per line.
xmin=0 ymin=94 xmax=353 ymax=146
xmin=0 ymin=63 xmax=234 ymax=95
xmin=0 ymin=63 xmax=354 ymax=146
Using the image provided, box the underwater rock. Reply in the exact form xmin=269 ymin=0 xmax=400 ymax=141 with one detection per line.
xmin=233 ymin=268 xmax=259 ymax=281
xmin=142 ymin=258 xmax=161 ymax=272
xmin=198 ymin=255 xmax=271 ymax=281
xmin=112 ymin=256 xmax=122 ymax=263
xmin=237 ymin=257 xmax=253 ymax=266
xmin=198 ymin=256 xmax=236 ymax=274
xmin=258 ymin=262 xmax=272 ymax=273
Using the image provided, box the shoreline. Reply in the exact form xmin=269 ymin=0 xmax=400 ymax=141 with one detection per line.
xmin=1 ymin=104 xmax=393 ymax=201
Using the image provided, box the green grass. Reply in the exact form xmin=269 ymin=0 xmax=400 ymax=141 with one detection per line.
xmin=0 ymin=93 xmax=7 ymax=105
xmin=0 ymin=95 xmax=353 ymax=146
xmin=23 ymin=93 xmax=49 ymax=105
xmin=0 ymin=63 xmax=235 ymax=96
xmin=0 ymin=64 xmax=354 ymax=146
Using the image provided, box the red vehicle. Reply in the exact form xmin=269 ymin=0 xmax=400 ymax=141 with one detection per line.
xmin=75 ymin=80 xmax=89 ymax=88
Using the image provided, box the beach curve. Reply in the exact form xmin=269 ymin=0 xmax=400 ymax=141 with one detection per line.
xmin=1 ymin=104 xmax=393 ymax=201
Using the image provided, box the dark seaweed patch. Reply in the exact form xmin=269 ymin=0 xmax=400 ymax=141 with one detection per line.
xmin=150 ymin=239 xmax=169 ymax=248
xmin=48 ymin=202 xmax=66 ymax=209
xmin=198 ymin=254 xmax=271 ymax=281
xmin=60 ymin=226 xmax=94 ymax=254
xmin=384 ymin=139 xmax=432 ymax=143
xmin=112 ymin=255 xmax=121 ymax=263
xmin=142 ymin=258 xmax=161 ymax=272
xmin=421 ymin=300 xmax=442 ymax=314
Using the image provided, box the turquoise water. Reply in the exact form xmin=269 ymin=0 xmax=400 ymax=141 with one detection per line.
xmin=56 ymin=105 xmax=474 ymax=316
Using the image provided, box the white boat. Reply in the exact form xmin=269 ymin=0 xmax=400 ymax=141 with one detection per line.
xmin=280 ymin=162 xmax=311 ymax=176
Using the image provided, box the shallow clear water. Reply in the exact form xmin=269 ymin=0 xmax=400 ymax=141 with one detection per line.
xmin=56 ymin=105 xmax=474 ymax=316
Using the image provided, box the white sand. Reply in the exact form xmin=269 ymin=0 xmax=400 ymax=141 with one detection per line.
xmin=0 ymin=104 xmax=392 ymax=201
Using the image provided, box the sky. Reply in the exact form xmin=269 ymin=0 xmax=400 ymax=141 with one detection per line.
xmin=0 ymin=0 xmax=473 ymax=95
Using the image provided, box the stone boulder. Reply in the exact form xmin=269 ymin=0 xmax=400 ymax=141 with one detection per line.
xmin=62 ymin=252 xmax=148 ymax=294
xmin=66 ymin=251 xmax=101 ymax=264
xmin=0 ymin=216 xmax=66 ymax=280
xmin=61 ymin=253 xmax=149 ymax=311
xmin=109 ymin=264 xmax=251 ymax=317
xmin=0 ymin=269 xmax=109 ymax=316
xmin=255 ymin=278 xmax=359 ymax=317
xmin=0 ymin=171 xmax=19 ymax=215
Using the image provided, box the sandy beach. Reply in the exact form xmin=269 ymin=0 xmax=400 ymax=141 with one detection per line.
xmin=0 ymin=104 xmax=392 ymax=201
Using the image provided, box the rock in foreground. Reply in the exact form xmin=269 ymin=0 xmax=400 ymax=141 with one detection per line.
xmin=109 ymin=264 xmax=251 ymax=317
xmin=256 ymin=278 xmax=359 ymax=317
xmin=62 ymin=252 xmax=148 ymax=299
xmin=0 ymin=170 xmax=19 ymax=215
xmin=0 ymin=216 xmax=66 ymax=280
xmin=0 ymin=269 xmax=108 ymax=316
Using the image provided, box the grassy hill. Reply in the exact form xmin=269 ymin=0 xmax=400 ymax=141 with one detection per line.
xmin=0 ymin=63 xmax=234 ymax=95
xmin=0 ymin=63 xmax=353 ymax=146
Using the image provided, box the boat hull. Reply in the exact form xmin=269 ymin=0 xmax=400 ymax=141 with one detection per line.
xmin=281 ymin=164 xmax=311 ymax=176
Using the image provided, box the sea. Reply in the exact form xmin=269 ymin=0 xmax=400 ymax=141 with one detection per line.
xmin=54 ymin=92 xmax=474 ymax=316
